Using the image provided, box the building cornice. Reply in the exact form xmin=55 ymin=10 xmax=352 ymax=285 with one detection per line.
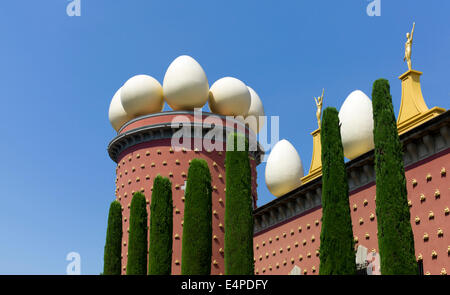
xmin=108 ymin=118 xmax=265 ymax=165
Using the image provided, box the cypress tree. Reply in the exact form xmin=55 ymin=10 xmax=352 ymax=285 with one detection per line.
xmin=126 ymin=192 xmax=148 ymax=275
xmin=181 ymin=158 xmax=212 ymax=275
xmin=372 ymin=79 xmax=417 ymax=274
xmin=103 ymin=200 xmax=123 ymax=275
xmin=319 ymin=107 xmax=356 ymax=275
xmin=148 ymin=175 xmax=173 ymax=275
xmin=224 ymin=133 xmax=254 ymax=275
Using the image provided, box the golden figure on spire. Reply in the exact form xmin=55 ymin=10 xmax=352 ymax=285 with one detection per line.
xmin=302 ymin=88 xmax=325 ymax=184
xmin=314 ymin=88 xmax=324 ymax=129
xmin=404 ymin=22 xmax=415 ymax=71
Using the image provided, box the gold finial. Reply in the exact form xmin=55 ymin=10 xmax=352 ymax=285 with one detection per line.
xmin=314 ymin=88 xmax=324 ymax=129
xmin=404 ymin=22 xmax=415 ymax=71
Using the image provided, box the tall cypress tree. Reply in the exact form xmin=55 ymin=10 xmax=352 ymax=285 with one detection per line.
xmin=126 ymin=192 xmax=148 ymax=275
xmin=372 ymin=79 xmax=417 ymax=274
xmin=148 ymin=175 xmax=173 ymax=275
xmin=224 ymin=133 xmax=254 ymax=275
xmin=103 ymin=200 xmax=123 ymax=275
xmin=319 ymin=107 xmax=356 ymax=275
xmin=181 ymin=158 xmax=212 ymax=275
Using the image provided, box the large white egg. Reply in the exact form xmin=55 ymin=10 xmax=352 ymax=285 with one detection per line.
xmin=338 ymin=90 xmax=375 ymax=160
xmin=121 ymin=75 xmax=164 ymax=117
xmin=245 ymin=86 xmax=265 ymax=134
xmin=209 ymin=77 xmax=251 ymax=116
xmin=265 ymin=139 xmax=304 ymax=197
xmin=163 ymin=55 xmax=209 ymax=110
xmin=109 ymin=87 xmax=132 ymax=132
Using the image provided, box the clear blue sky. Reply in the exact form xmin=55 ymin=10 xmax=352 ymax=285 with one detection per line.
xmin=0 ymin=1 xmax=448 ymax=274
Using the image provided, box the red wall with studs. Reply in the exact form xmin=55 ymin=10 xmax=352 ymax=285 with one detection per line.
xmin=253 ymin=149 xmax=449 ymax=275
xmin=113 ymin=115 xmax=258 ymax=275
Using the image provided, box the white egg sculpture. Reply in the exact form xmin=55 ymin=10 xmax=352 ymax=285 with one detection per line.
xmin=120 ymin=75 xmax=164 ymax=117
xmin=163 ymin=55 xmax=209 ymax=110
xmin=265 ymin=139 xmax=304 ymax=197
xmin=245 ymin=86 xmax=265 ymax=134
xmin=338 ymin=90 xmax=375 ymax=160
xmin=109 ymin=87 xmax=132 ymax=132
xmin=209 ymin=77 xmax=251 ymax=116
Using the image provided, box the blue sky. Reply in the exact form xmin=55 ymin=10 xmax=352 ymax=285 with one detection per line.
xmin=0 ymin=0 xmax=448 ymax=274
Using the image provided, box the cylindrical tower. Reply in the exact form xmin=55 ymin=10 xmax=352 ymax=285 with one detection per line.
xmin=108 ymin=111 xmax=263 ymax=275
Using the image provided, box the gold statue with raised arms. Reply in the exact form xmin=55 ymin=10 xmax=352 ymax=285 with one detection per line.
xmin=314 ymin=88 xmax=324 ymax=129
xmin=404 ymin=22 xmax=415 ymax=71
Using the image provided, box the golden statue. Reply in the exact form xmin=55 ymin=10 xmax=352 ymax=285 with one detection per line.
xmin=314 ymin=88 xmax=324 ymax=129
xmin=404 ymin=22 xmax=415 ymax=71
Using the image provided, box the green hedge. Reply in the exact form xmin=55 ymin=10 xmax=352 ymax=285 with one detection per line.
xmin=126 ymin=192 xmax=148 ymax=275
xmin=372 ymin=79 xmax=417 ymax=274
xmin=225 ymin=133 xmax=254 ymax=275
xmin=148 ymin=175 xmax=173 ymax=275
xmin=319 ymin=107 xmax=356 ymax=275
xmin=181 ymin=158 xmax=212 ymax=275
xmin=103 ymin=200 xmax=123 ymax=275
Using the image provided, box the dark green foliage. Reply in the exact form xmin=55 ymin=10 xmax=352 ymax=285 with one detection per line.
xmin=319 ymin=107 xmax=356 ymax=275
xmin=372 ymin=79 xmax=417 ymax=275
xmin=126 ymin=192 xmax=148 ymax=275
xmin=103 ymin=200 xmax=123 ymax=275
xmin=148 ymin=175 xmax=173 ymax=275
xmin=181 ymin=158 xmax=212 ymax=275
xmin=224 ymin=133 xmax=254 ymax=275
